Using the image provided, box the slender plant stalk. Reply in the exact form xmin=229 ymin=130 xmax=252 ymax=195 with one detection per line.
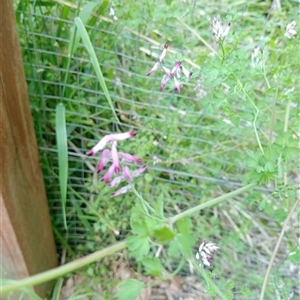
xmin=283 ymin=99 xmax=292 ymax=189
xmin=132 ymin=185 xmax=155 ymax=214
xmin=55 ymin=104 xmax=68 ymax=229
xmin=176 ymin=18 xmax=218 ymax=56
xmin=261 ymin=49 xmax=271 ymax=89
xmin=283 ymin=100 xmax=291 ymax=133
xmin=74 ymin=17 xmax=120 ymax=123
xmin=198 ymin=266 xmax=228 ymax=300
xmin=170 ymin=182 xmax=256 ymax=223
xmin=242 ymin=88 xmax=265 ymax=155
xmin=1 ymin=242 xmax=127 ymax=295
xmin=1 ymin=183 xmax=256 ymax=295
xmin=259 ymin=198 xmax=299 ymax=300
xmin=268 ymin=90 xmax=277 ymax=145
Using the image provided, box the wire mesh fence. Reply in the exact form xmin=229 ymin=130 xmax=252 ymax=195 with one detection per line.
xmin=16 ymin=0 xmax=299 ymax=298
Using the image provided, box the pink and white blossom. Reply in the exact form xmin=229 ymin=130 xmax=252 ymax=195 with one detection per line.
xmin=111 ymin=165 xmax=147 ymax=197
xmin=87 ymin=131 xmax=137 ymax=156
xmin=146 ymin=45 xmax=193 ymax=93
xmin=196 ymin=241 xmax=220 ymax=268
xmin=87 ymin=131 xmax=145 ymax=197
xmin=211 ymin=17 xmax=231 ymax=42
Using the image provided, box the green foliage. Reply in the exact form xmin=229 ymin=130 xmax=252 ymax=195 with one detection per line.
xmin=114 ymin=279 xmax=144 ymax=300
xmin=127 ymin=235 xmax=150 ymax=261
xmin=14 ymin=0 xmax=299 ymax=299
xmin=55 ymin=103 xmax=68 ymax=229
xmin=142 ymin=257 xmax=163 ymax=276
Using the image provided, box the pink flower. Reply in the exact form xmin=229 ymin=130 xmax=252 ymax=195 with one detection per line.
xmin=161 ymin=66 xmax=172 ymax=77
xmin=111 ymin=141 xmax=120 ymax=173
xmin=111 ymin=185 xmax=132 ymax=197
xmin=160 ymin=74 xmax=171 ymax=91
xmin=109 ymin=175 xmax=124 ymax=188
xmin=110 ymin=165 xmax=147 ymax=197
xmin=174 ymin=77 xmax=181 ymax=93
xmin=147 ymin=61 xmax=161 ymax=76
xmin=87 ymin=131 xmax=146 ymax=197
xmin=132 ymin=165 xmax=147 ymax=177
xmin=118 ymin=152 xmax=142 ymax=163
xmin=159 ymin=44 xmax=168 ymax=62
xmin=101 ymin=164 xmax=116 ymax=183
xmin=180 ymin=65 xmax=193 ymax=79
xmin=86 ymin=131 xmax=137 ymax=156
xmin=122 ymin=165 xmax=132 ymax=181
xmin=147 ymin=45 xmax=168 ymax=76
xmin=146 ymin=45 xmax=193 ymax=93
xmin=97 ymin=149 xmax=111 ymax=173
xmin=171 ymin=61 xmax=182 ymax=77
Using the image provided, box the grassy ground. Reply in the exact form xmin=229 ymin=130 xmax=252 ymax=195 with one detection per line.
xmin=14 ymin=0 xmax=299 ymax=299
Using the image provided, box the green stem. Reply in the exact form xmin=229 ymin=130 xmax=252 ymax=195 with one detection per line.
xmin=242 ymin=88 xmax=265 ymax=155
xmin=132 ymin=185 xmax=155 ymax=214
xmin=259 ymin=198 xmax=299 ymax=300
xmin=170 ymin=183 xmax=256 ymax=223
xmin=1 ymin=241 xmax=127 ymax=295
xmin=68 ymin=185 xmax=118 ymax=233
xmin=283 ymin=100 xmax=291 ymax=133
xmin=261 ymin=49 xmax=271 ymax=89
xmin=219 ymin=42 xmax=226 ymax=63
xmin=268 ymin=89 xmax=277 ymax=145
xmin=176 ymin=18 xmax=219 ymax=57
xmin=283 ymin=99 xmax=291 ymax=187
xmin=1 ymin=183 xmax=256 ymax=295
xmin=198 ymin=266 xmax=228 ymax=300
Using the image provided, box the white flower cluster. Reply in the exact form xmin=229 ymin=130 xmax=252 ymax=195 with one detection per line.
xmin=250 ymin=46 xmax=263 ymax=69
xmin=195 ymin=242 xmax=220 ymax=268
xmin=210 ymin=17 xmax=231 ymax=42
xmin=284 ymin=21 xmax=297 ymax=39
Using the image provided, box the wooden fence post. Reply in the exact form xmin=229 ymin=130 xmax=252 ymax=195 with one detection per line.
xmin=0 ymin=0 xmax=58 ymax=298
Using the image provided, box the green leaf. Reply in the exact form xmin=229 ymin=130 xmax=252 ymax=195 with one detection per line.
xmin=241 ymin=286 xmax=249 ymax=295
xmin=153 ymin=194 xmax=164 ymax=218
xmin=264 ymin=161 xmax=275 ymax=172
xmin=152 ymin=226 xmax=176 ymax=244
xmin=255 ymin=165 xmax=264 ymax=173
xmin=177 ymin=234 xmax=195 ymax=258
xmin=288 ymin=248 xmax=300 ymax=264
xmin=55 ymin=103 xmax=68 ymax=229
xmin=225 ymin=291 xmax=234 ymax=300
xmin=142 ymin=258 xmax=163 ymax=276
xmin=115 ymin=279 xmax=144 ymax=300
xmin=74 ymin=17 xmax=119 ymax=123
xmin=69 ymin=1 xmax=99 ymax=55
xmin=258 ymin=198 xmax=266 ymax=211
xmin=168 ymin=240 xmax=181 ymax=258
xmin=286 ymin=147 xmax=299 ymax=160
xmin=176 ymin=217 xmax=191 ymax=235
xmin=175 ymin=218 xmax=195 ymax=257
xmin=145 ymin=217 xmax=159 ymax=232
xmin=131 ymin=220 xmax=149 ymax=235
xmin=226 ymin=279 xmax=235 ymax=290
xmin=127 ymin=236 xmax=150 ymax=261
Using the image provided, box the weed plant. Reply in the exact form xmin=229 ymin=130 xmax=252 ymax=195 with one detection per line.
xmin=4 ymin=0 xmax=299 ymax=299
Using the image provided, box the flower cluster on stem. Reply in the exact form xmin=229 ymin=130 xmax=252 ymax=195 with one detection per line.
xmin=147 ymin=44 xmax=193 ymax=93
xmin=87 ymin=131 xmax=146 ymax=197
xmin=196 ymin=241 xmax=220 ymax=268
xmin=210 ymin=17 xmax=231 ymax=42
xmin=284 ymin=21 xmax=297 ymax=39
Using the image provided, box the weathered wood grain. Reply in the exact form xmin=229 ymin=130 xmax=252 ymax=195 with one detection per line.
xmin=0 ymin=1 xmax=58 ymax=298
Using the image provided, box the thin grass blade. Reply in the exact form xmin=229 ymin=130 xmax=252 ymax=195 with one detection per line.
xmin=74 ymin=17 xmax=119 ymax=123
xmin=68 ymin=2 xmax=99 ymax=56
xmin=56 ymin=103 xmax=68 ymax=229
